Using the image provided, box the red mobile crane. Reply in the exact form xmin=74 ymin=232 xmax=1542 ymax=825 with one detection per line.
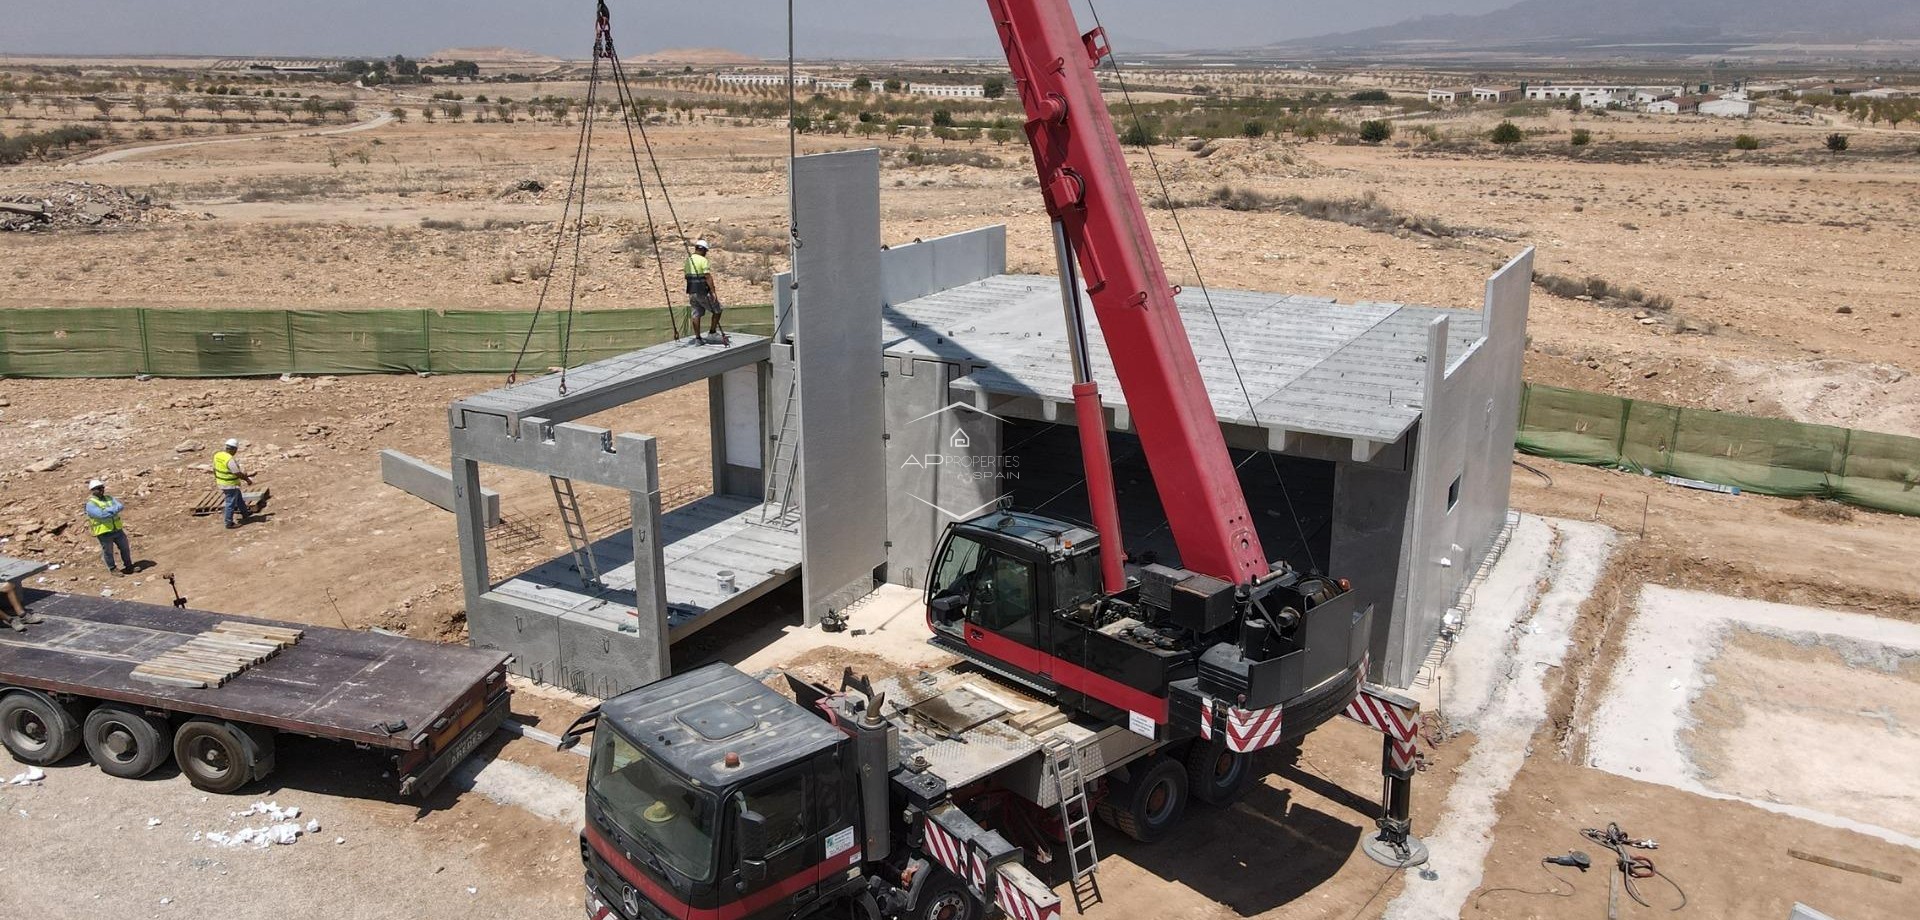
xmin=567 ymin=4 xmax=1426 ymax=920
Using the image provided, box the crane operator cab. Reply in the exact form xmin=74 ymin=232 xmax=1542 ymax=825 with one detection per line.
xmin=926 ymin=510 xmax=1373 ymax=747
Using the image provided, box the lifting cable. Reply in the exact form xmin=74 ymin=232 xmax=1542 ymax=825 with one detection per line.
xmin=776 ymin=0 xmax=802 ymax=339
xmin=509 ymin=1 xmax=701 ymax=388
xmin=1080 ymin=0 xmax=1321 ymax=574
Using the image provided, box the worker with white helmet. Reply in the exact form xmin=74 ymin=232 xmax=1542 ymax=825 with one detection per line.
xmin=683 ymin=238 xmax=729 ymax=346
xmin=212 ymin=438 xmax=256 ymax=530
xmin=83 ymin=478 xmax=135 ymax=576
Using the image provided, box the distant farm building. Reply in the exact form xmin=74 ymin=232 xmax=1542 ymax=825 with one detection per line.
xmin=908 ymin=82 xmax=986 ymax=98
xmin=1699 ymin=98 xmax=1754 ymax=118
xmin=1427 ymin=87 xmax=1469 ymax=104
xmin=213 ymin=58 xmax=340 ymax=73
xmin=717 ymin=71 xmax=804 ymax=88
xmin=1472 ymin=86 xmax=1522 ymax=103
xmin=815 ymin=79 xmax=858 ymax=92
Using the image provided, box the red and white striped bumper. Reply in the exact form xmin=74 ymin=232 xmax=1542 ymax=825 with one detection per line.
xmin=1197 ymin=695 xmax=1287 ymax=753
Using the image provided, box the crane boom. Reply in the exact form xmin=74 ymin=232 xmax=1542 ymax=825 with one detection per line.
xmin=984 ymin=0 xmax=1269 ymax=585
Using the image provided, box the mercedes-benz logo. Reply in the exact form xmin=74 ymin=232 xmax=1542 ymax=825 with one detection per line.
xmin=621 ymin=885 xmax=641 ymax=917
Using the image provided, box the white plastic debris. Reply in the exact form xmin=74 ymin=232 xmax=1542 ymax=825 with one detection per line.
xmin=466 ymin=887 xmax=478 ymax=895
xmin=230 ymin=800 xmax=299 ymax=821
xmin=305 ymin=819 xmax=321 ymax=834
xmin=159 ymin=898 xmax=172 ymax=905
xmin=334 ymin=836 xmax=346 ymax=845
xmin=146 ymin=817 xmax=162 ymax=828
xmin=6 ymin=767 xmax=45 ymax=785
xmin=205 ymin=822 xmax=305 ymax=848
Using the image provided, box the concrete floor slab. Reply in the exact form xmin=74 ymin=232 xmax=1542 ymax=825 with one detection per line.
xmin=1590 ymin=585 xmax=1920 ymax=850
xmin=1383 ymin=515 xmax=1616 ymax=920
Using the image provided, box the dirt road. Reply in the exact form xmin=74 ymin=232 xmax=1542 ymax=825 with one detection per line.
xmin=73 ymin=111 xmax=397 ymax=165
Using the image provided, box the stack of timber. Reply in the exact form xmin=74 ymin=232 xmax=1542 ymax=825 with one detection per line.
xmin=130 ymin=621 xmax=304 ymax=689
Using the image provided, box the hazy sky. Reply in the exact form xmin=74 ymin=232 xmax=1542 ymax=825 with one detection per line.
xmin=0 ymin=1 xmax=1516 ymax=59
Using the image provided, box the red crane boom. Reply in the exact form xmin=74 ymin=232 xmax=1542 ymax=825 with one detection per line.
xmin=983 ymin=0 xmax=1269 ymax=586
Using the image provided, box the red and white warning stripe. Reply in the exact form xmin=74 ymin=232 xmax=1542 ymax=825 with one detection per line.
xmin=1387 ymin=737 xmax=1419 ymax=774
xmin=1343 ymin=690 xmax=1418 ymax=742
xmin=1198 ymin=696 xmax=1287 ymax=753
xmin=922 ymin=816 xmax=968 ymax=879
xmin=995 ymin=863 xmax=1062 ymax=920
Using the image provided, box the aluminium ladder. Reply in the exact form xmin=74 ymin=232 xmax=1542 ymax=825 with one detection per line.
xmin=1041 ymin=735 xmax=1101 ymax=910
xmin=549 ymin=476 xmax=602 ymax=589
xmin=759 ymin=373 xmax=802 ymax=527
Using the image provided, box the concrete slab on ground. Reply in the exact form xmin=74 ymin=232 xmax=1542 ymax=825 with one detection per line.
xmin=1384 ymin=514 xmax=1616 ymax=920
xmin=1589 ymin=585 xmax=1920 ymax=850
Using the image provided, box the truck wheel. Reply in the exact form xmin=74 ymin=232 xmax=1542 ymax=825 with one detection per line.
xmin=83 ymin=704 xmax=172 ymax=779
xmin=1183 ymin=738 xmax=1255 ymax=806
xmin=173 ymin=719 xmax=273 ymax=793
xmin=1095 ymin=756 xmax=1188 ymax=843
xmin=910 ymin=870 xmax=981 ymax=920
xmin=0 ymin=690 xmax=81 ymax=766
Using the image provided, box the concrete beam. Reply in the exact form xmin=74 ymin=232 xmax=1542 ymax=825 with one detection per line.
xmin=451 ymin=336 xmax=771 ymax=436
xmin=449 ymin=413 xmax=659 ymax=494
xmin=380 ymin=449 xmax=500 ymax=525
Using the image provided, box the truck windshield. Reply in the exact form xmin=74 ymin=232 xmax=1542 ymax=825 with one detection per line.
xmin=590 ymin=727 xmax=719 ymax=882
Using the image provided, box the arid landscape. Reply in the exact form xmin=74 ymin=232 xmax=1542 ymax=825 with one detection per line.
xmin=4 ymin=44 xmax=1920 ymax=920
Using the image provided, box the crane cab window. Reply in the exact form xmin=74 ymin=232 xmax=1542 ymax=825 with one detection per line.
xmin=930 ymin=534 xmax=986 ymax=606
xmin=973 ymin=552 xmax=1038 ymax=644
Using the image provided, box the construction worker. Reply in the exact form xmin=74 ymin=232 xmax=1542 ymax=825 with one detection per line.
xmin=213 ymin=438 xmax=255 ymax=530
xmin=84 ymin=479 xmax=134 ymax=575
xmin=0 ymin=580 xmax=38 ymax=632
xmin=684 ymin=239 xmax=729 ymax=346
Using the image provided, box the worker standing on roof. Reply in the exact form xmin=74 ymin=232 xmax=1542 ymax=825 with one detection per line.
xmin=213 ymin=438 xmax=255 ymax=530
xmin=684 ymin=239 xmax=729 ymax=346
xmin=84 ymin=479 xmax=135 ymax=576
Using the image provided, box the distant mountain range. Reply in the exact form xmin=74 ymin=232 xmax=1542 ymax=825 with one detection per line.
xmin=1295 ymin=0 xmax=1920 ymax=49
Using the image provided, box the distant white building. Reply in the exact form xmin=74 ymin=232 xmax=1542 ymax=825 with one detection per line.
xmin=1646 ymin=99 xmax=1680 ymax=115
xmin=908 ymin=82 xmax=985 ymax=98
xmin=717 ymin=72 xmax=805 ymax=88
xmin=1699 ymin=98 xmax=1754 ymax=118
xmin=815 ymin=79 xmax=858 ymax=92
xmin=1857 ymin=87 xmax=1912 ymax=100
xmin=1427 ymin=87 xmax=1469 ymax=104
xmin=1472 ymin=86 xmax=1522 ymax=103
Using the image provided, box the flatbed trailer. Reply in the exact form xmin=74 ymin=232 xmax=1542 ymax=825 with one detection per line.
xmin=0 ymin=588 xmax=511 ymax=796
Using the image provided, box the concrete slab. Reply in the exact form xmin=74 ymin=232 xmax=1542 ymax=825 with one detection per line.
xmin=1382 ymin=515 xmax=1616 ymax=920
xmin=451 ymin=334 xmax=770 ymax=436
xmin=379 ymin=449 xmax=500 ymax=525
xmin=1589 ymin=586 xmax=1920 ymax=850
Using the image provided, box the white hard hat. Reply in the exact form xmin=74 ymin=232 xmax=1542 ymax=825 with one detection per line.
xmin=88 ymin=479 xmax=106 ymax=489
xmin=693 ymin=238 xmax=710 ymax=250
xmin=225 ymin=438 xmax=240 ymax=449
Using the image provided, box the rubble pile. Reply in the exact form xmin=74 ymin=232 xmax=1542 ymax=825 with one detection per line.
xmin=0 ymin=181 xmax=172 ymax=232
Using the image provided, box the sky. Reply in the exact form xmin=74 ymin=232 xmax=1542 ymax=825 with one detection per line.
xmin=0 ymin=0 xmax=1517 ymax=59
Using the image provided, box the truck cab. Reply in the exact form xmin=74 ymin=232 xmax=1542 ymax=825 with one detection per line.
xmin=579 ymin=663 xmax=865 ymax=920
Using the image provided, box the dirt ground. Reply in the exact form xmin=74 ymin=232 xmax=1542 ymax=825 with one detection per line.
xmin=6 ymin=66 xmax=1920 ymax=920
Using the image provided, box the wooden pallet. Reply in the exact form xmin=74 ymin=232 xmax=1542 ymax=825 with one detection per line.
xmin=131 ymin=621 xmax=303 ymax=689
xmin=188 ymin=489 xmax=270 ymax=517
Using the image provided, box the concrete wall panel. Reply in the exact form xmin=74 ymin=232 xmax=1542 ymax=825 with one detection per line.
xmin=883 ymin=356 xmax=1005 ymax=589
xmin=880 ymin=226 xmax=1007 ymax=305
xmin=380 ymin=449 xmax=500 ymax=524
xmin=793 ymin=149 xmax=888 ymax=623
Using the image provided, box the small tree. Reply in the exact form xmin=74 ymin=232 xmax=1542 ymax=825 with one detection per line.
xmin=1490 ymin=121 xmax=1525 ymax=145
xmin=1121 ymin=121 xmax=1156 ymax=147
xmin=131 ymin=94 xmax=150 ymax=117
xmin=1359 ymin=119 xmax=1393 ymax=143
xmin=92 ymin=96 xmax=113 ymax=119
xmin=1825 ymin=133 xmax=1849 ymax=153
xmin=852 ymin=76 xmax=871 ymax=92
xmin=1733 ymin=134 xmax=1760 ymax=151
xmin=790 ymin=113 xmax=812 ymax=133
xmin=1348 ymin=89 xmax=1389 ymax=102
xmin=883 ymin=78 xmax=902 ymax=93
xmin=390 ymin=106 xmax=407 ymax=123
xmin=205 ymin=97 xmax=229 ymax=120
xmin=236 ymin=97 xmax=260 ymax=121
xmin=1570 ymin=128 xmax=1592 ymax=147
xmin=983 ymin=77 xmax=1006 ymax=99
xmin=989 ymin=127 xmax=1014 ymax=146
xmin=932 ymin=108 xmax=954 ymax=127
xmin=165 ymin=95 xmax=189 ymax=118
xmin=854 ymin=121 xmax=880 ymax=140
xmin=1243 ymin=120 xmax=1266 ymax=139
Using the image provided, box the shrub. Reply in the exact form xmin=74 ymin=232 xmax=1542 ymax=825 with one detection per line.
xmin=1734 ymin=134 xmax=1760 ymax=151
xmin=1570 ymin=128 xmax=1592 ymax=147
xmin=1490 ymin=121 xmax=1524 ymax=145
xmin=1348 ymin=89 xmax=1390 ymax=103
xmin=1121 ymin=122 xmax=1157 ymax=147
xmin=1358 ymin=120 xmax=1393 ymax=144
xmin=1242 ymin=120 xmax=1265 ymax=139
xmin=1825 ymin=133 xmax=1849 ymax=153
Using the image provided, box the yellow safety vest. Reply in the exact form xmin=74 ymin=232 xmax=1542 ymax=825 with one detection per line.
xmin=683 ymin=253 xmax=711 ymax=278
xmin=213 ymin=450 xmax=241 ymax=486
xmin=88 ymin=496 xmax=122 ymax=536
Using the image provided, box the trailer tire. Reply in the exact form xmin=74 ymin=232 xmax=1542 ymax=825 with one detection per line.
xmin=1183 ymin=738 xmax=1255 ymax=806
xmin=173 ymin=719 xmax=273 ymax=793
xmin=1095 ymin=756 xmax=1187 ymax=843
xmin=0 ymin=690 xmax=82 ymax=766
xmin=83 ymin=704 xmax=172 ymax=779
xmin=909 ymin=869 xmax=981 ymax=920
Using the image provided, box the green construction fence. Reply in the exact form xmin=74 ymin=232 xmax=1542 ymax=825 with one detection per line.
xmin=1517 ymin=383 xmax=1920 ymax=516
xmin=0 ymin=305 xmax=775 ymax=379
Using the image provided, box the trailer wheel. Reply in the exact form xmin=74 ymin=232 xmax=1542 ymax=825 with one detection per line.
xmin=83 ymin=704 xmax=172 ymax=779
xmin=909 ymin=869 xmax=980 ymax=920
xmin=173 ymin=720 xmax=273 ymax=793
xmin=0 ymin=690 xmax=81 ymax=766
xmin=1095 ymin=756 xmax=1188 ymax=843
xmin=1183 ymin=738 xmax=1255 ymax=806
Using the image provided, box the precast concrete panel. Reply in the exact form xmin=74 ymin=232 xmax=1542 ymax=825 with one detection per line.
xmin=1329 ymin=457 xmax=1416 ymax=671
xmin=879 ymin=226 xmax=1008 ymax=306
xmin=467 ymin=594 xmax=561 ymax=683
xmin=793 ymin=149 xmax=888 ymax=624
xmin=883 ymin=356 xmax=1005 ymax=589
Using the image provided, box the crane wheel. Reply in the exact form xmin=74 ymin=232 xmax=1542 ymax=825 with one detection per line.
xmin=909 ymin=867 xmax=981 ymax=920
xmin=1183 ymin=738 xmax=1255 ymax=806
xmin=83 ymin=704 xmax=173 ymax=779
xmin=173 ymin=719 xmax=274 ymax=794
xmin=1095 ymin=756 xmax=1188 ymax=843
xmin=0 ymin=690 xmax=82 ymax=766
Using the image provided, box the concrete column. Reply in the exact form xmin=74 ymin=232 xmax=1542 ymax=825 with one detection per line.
xmin=628 ymin=438 xmax=670 ymax=674
xmin=452 ymin=456 xmax=490 ymax=605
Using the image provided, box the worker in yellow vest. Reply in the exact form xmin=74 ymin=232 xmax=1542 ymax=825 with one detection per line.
xmin=684 ymin=239 xmax=729 ymax=346
xmin=84 ymin=478 xmax=134 ymax=576
xmin=213 ymin=438 xmax=256 ymax=530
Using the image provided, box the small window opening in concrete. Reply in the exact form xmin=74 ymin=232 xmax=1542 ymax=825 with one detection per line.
xmin=1447 ymin=474 xmax=1462 ymax=512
